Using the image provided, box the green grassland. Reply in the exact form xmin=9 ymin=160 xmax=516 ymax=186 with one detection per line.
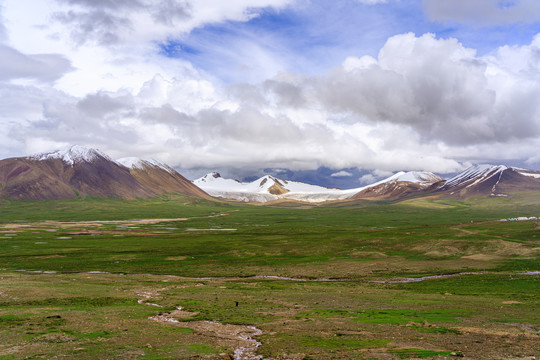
xmin=0 ymin=194 xmax=539 ymax=359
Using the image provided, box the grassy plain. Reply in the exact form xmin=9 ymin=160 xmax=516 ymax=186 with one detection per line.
xmin=0 ymin=194 xmax=538 ymax=359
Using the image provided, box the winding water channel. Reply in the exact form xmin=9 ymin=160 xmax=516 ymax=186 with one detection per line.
xmin=138 ymin=291 xmax=264 ymax=360
xmin=2 ymin=269 xmax=538 ymax=283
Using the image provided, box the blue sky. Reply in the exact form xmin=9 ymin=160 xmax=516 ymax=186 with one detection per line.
xmin=160 ymin=0 xmax=540 ymax=83
xmin=1 ymin=0 xmax=540 ymax=188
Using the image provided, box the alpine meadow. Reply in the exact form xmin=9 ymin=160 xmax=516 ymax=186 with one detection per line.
xmin=0 ymin=156 xmax=538 ymax=358
xmin=1 ymin=0 xmax=540 ymax=359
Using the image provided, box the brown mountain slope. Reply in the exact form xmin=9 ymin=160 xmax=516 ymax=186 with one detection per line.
xmin=437 ymin=165 xmax=540 ymax=198
xmin=352 ymin=180 xmax=445 ymax=201
xmin=0 ymin=158 xmax=77 ymax=200
xmin=119 ymin=158 xmax=211 ymax=199
xmin=350 ymin=171 xmax=445 ymax=201
xmin=0 ymin=146 xmax=210 ymax=201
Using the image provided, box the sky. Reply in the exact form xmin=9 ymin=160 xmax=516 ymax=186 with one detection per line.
xmin=1 ymin=0 xmax=540 ymax=188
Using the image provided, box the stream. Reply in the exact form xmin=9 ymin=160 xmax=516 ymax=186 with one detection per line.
xmin=370 ymin=271 xmax=540 ymax=283
xmin=138 ymin=290 xmax=264 ymax=360
xmin=2 ymin=269 xmax=538 ymax=283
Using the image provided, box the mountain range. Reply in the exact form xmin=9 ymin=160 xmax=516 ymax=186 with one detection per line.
xmin=0 ymin=145 xmax=209 ymax=201
xmin=193 ymin=166 xmax=540 ymax=203
xmin=1 ymin=145 xmax=540 ymax=203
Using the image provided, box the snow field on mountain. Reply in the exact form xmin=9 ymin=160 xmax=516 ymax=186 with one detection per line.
xmin=194 ymin=171 xmax=442 ymax=203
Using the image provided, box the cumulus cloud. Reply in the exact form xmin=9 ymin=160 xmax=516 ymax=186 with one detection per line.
xmin=5 ymin=32 xmax=540 ymax=175
xmin=76 ymin=91 xmax=134 ymax=117
xmin=50 ymin=0 xmax=293 ymax=47
xmin=357 ymin=0 xmax=388 ymax=4
xmin=0 ymin=5 xmax=7 ymax=42
xmin=52 ymin=0 xmax=191 ymax=45
xmin=5 ymin=77 xmax=462 ymax=173
xmin=58 ymin=0 xmax=144 ymax=9
xmin=423 ymin=0 xmax=540 ymax=26
xmin=359 ymin=174 xmax=377 ymax=184
xmin=2 ymin=0 xmax=540 ymax=177
xmin=263 ymin=79 xmax=306 ymax=108
xmin=331 ymin=170 xmax=353 ymax=177
xmin=0 ymin=45 xmax=73 ymax=82
xmin=358 ymin=169 xmax=396 ymax=185
xmin=53 ymin=10 xmax=133 ymax=46
xmin=295 ymin=33 xmax=540 ymax=146
xmin=151 ymin=0 xmax=192 ymax=26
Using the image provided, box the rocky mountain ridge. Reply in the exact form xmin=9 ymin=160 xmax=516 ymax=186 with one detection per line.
xmin=0 ymin=145 xmax=209 ymax=201
xmin=193 ymin=170 xmax=445 ymax=203
xmin=2 ymin=146 xmax=540 ymax=202
xmin=194 ymin=165 xmax=540 ymax=203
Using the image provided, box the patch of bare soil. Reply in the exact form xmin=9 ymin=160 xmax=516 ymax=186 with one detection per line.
xmin=350 ymin=251 xmax=389 ymax=258
xmin=0 ymin=212 xmax=234 ymax=236
xmin=33 ymin=333 xmax=77 ymax=343
xmin=454 ymin=325 xmax=539 ymax=338
xmin=452 ymin=227 xmax=480 ymax=236
xmin=165 ymin=256 xmax=188 ymax=261
xmin=0 ymin=345 xmax=26 ymax=356
xmin=64 ymin=228 xmax=157 ymax=236
xmin=414 ymin=238 xmax=538 ymax=260
xmin=32 ymin=254 xmax=66 ymax=259
xmin=461 ymin=254 xmax=499 ymax=261
xmin=53 ymin=218 xmax=190 ymax=228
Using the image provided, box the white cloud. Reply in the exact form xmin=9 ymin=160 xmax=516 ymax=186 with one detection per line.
xmin=423 ymin=0 xmax=540 ymax=26
xmin=0 ymin=45 xmax=73 ymax=82
xmin=307 ymin=33 xmax=540 ymax=146
xmin=359 ymin=174 xmax=377 ymax=184
xmin=373 ymin=169 xmax=393 ymax=178
xmin=356 ymin=0 xmax=388 ymax=5
xmin=1 ymin=0 xmax=540 ymax=175
xmin=46 ymin=0 xmax=295 ymax=47
xmin=331 ymin=170 xmax=353 ymax=177
xmin=4 ymin=31 xmax=539 ymax=174
xmin=0 ymin=5 xmax=7 ymax=42
xmin=2 ymin=0 xmax=296 ymax=93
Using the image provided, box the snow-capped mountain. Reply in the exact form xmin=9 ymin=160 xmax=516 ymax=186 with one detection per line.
xmin=440 ymin=164 xmax=540 ymax=198
xmin=117 ymin=157 xmax=176 ymax=174
xmin=193 ymin=171 xmax=444 ymax=203
xmin=351 ymin=171 xmax=445 ymax=200
xmin=0 ymin=146 xmax=209 ymax=201
xmin=442 ymin=164 xmax=508 ymax=189
xmin=2 ymin=145 xmax=540 ymax=202
xmin=385 ymin=171 xmax=444 ymax=184
xmin=194 ymin=172 xmax=357 ymax=202
xmin=28 ymin=145 xmax=112 ymax=166
xmin=196 ymin=173 xmax=326 ymax=202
